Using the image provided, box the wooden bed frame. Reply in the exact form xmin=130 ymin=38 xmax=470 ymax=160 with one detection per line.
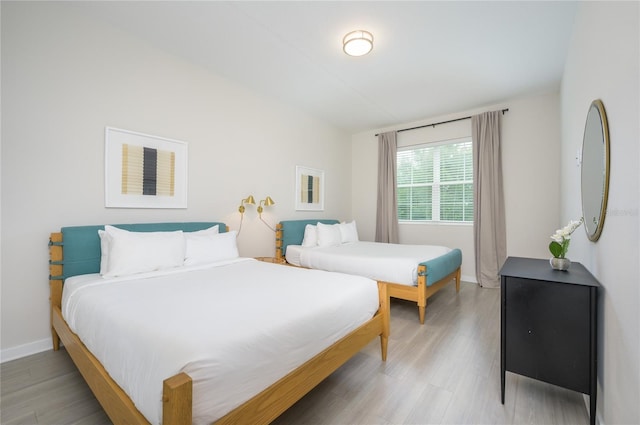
xmin=276 ymin=220 xmax=461 ymax=325
xmin=49 ymin=226 xmax=389 ymax=425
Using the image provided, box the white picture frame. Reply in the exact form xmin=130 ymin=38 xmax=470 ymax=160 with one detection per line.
xmin=105 ymin=127 xmax=188 ymax=208
xmin=295 ymin=165 xmax=324 ymax=211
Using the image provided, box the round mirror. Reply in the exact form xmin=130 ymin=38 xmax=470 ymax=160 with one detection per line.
xmin=581 ymin=99 xmax=610 ymax=242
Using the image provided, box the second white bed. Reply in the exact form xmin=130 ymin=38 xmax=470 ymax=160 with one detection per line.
xmin=286 ymin=241 xmax=452 ymax=286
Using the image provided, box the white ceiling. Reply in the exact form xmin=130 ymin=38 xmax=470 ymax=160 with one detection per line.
xmin=72 ymin=1 xmax=579 ymax=133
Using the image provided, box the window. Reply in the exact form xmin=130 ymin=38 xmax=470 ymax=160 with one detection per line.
xmin=397 ymin=137 xmax=473 ymax=223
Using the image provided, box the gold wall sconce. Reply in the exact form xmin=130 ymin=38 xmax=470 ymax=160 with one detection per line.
xmin=257 ymin=196 xmax=276 ymax=231
xmin=236 ymin=195 xmax=276 ymax=233
xmin=257 ymin=196 xmax=275 ymax=216
xmin=238 ymin=195 xmax=255 ymax=213
xmin=237 ymin=195 xmax=255 ymax=235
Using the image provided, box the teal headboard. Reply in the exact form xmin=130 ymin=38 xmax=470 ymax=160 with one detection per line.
xmin=277 ymin=219 xmax=340 ymax=257
xmin=51 ymin=222 xmax=227 ymax=280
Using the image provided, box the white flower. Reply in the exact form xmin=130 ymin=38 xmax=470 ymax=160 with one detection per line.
xmin=549 ymin=217 xmax=583 ymax=259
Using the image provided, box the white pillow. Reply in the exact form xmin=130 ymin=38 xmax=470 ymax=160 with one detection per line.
xmin=301 ymin=224 xmax=318 ymax=247
xmin=316 ymin=222 xmax=342 ymax=247
xmin=186 ymin=230 xmax=239 ymax=264
xmin=184 ymin=228 xmax=240 ymax=266
xmin=98 ymin=229 xmax=110 ymax=275
xmin=339 ymin=220 xmax=359 ymax=243
xmin=101 ymin=226 xmax=185 ymax=278
xmin=184 ymin=225 xmax=220 ymax=265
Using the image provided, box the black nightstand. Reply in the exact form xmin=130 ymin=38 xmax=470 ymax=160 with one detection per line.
xmin=500 ymin=256 xmax=599 ymax=425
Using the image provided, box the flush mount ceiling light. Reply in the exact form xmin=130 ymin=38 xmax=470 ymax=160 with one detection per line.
xmin=343 ymin=30 xmax=373 ymax=57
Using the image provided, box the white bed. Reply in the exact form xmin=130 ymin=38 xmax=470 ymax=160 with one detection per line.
xmin=49 ymin=222 xmax=389 ymax=424
xmin=286 ymin=242 xmax=452 ymax=285
xmin=277 ymin=220 xmax=462 ymax=324
xmin=61 ymin=258 xmax=379 ymax=425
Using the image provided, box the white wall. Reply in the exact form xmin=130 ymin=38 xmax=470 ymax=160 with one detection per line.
xmin=560 ymin=2 xmax=639 ymax=424
xmin=0 ymin=2 xmax=352 ymax=359
xmin=352 ymin=92 xmax=562 ymax=283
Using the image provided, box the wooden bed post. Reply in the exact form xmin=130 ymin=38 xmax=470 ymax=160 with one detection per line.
xmin=378 ymin=282 xmax=390 ymax=361
xmin=50 ymin=281 xmax=63 ymax=351
xmin=275 ymin=223 xmax=284 ymax=259
xmin=417 ymin=265 xmax=427 ymax=325
xmin=49 ymin=232 xmax=64 ymax=351
xmin=163 ymin=373 xmax=192 ymax=425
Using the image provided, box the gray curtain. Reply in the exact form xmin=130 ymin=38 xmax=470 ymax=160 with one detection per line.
xmin=472 ymin=111 xmax=506 ymax=288
xmin=375 ymin=131 xmax=399 ymax=243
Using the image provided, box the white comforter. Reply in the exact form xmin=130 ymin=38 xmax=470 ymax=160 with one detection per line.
xmin=61 ymin=258 xmax=379 ymax=425
xmin=286 ymin=241 xmax=452 ymax=285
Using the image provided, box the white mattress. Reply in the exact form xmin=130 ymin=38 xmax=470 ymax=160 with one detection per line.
xmin=286 ymin=241 xmax=451 ymax=285
xmin=61 ymin=258 xmax=379 ymax=425
xmin=286 ymin=244 xmax=304 ymax=266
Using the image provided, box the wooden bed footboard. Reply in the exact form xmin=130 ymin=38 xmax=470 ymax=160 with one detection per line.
xmin=49 ymin=231 xmax=389 ymax=425
xmin=51 ymin=304 xmax=168 ymax=424
xmin=218 ymin=283 xmax=388 ymax=424
xmin=50 ymin=293 xmax=388 ymax=425
xmin=384 ymin=265 xmax=461 ymax=324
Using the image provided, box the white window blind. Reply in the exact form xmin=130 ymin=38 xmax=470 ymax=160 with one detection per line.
xmin=397 ymin=137 xmax=473 ymax=222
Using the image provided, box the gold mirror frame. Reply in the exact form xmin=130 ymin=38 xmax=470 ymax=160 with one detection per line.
xmin=581 ymin=99 xmax=610 ymax=242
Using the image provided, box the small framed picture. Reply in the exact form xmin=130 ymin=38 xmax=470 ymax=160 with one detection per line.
xmin=295 ymin=166 xmax=324 ymax=211
xmin=105 ymin=127 xmax=188 ymax=208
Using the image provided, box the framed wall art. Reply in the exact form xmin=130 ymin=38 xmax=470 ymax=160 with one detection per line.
xmin=295 ymin=165 xmax=324 ymax=211
xmin=105 ymin=127 xmax=188 ymax=208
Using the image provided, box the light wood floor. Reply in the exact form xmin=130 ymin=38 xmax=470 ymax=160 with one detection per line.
xmin=1 ymin=282 xmax=590 ymax=425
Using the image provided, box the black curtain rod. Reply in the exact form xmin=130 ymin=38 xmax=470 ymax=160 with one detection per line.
xmin=375 ymin=108 xmax=509 ymax=137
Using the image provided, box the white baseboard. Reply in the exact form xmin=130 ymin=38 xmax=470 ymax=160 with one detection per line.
xmin=461 ymin=274 xmax=477 ymax=284
xmin=1 ymin=337 xmax=53 ymax=363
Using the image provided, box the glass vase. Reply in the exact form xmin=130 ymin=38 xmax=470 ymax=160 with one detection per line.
xmin=550 ymin=257 xmax=571 ymax=271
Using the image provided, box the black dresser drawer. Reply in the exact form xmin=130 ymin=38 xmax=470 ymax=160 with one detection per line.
xmin=505 ymin=277 xmax=591 ymax=393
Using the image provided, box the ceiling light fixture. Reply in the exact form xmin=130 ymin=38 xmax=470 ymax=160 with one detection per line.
xmin=343 ymin=30 xmax=373 ymax=57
